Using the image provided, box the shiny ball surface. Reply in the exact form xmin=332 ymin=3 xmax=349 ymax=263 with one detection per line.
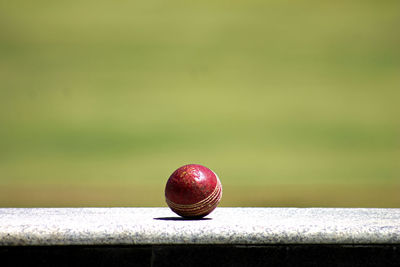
xmin=165 ymin=164 xmax=222 ymax=218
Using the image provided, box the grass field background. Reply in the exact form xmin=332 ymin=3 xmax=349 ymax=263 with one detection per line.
xmin=1 ymin=0 xmax=399 ymax=207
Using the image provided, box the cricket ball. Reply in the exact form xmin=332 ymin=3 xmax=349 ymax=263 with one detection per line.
xmin=165 ymin=164 xmax=222 ymax=218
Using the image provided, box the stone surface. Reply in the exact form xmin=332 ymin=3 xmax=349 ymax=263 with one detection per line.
xmin=0 ymin=207 xmax=399 ymax=246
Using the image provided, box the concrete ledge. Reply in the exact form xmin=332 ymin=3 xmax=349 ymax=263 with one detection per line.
xmin=1 ymin=208 xmax=399 ymax=246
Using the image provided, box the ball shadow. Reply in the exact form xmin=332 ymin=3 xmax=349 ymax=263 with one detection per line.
xmin=154 ymin=217 xmax=212 ymax=221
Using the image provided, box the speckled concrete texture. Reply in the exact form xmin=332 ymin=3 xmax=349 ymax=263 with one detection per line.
xmin=0 ymin=208 xmax=399 ymax=246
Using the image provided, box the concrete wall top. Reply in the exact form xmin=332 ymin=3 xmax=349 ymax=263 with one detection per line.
xmin=1 ymin=207 xmax=399 ymax=246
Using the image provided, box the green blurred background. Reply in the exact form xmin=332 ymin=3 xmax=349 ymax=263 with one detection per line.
xmin=0 ymin=0 xmax=399 ymax=207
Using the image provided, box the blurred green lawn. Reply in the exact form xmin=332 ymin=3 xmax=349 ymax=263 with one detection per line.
xmin=0 ymin=0 xmax=399 ymax=207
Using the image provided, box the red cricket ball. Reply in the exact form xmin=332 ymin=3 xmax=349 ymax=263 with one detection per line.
xmin=165 ymin=164 xmax=222 ymax=218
